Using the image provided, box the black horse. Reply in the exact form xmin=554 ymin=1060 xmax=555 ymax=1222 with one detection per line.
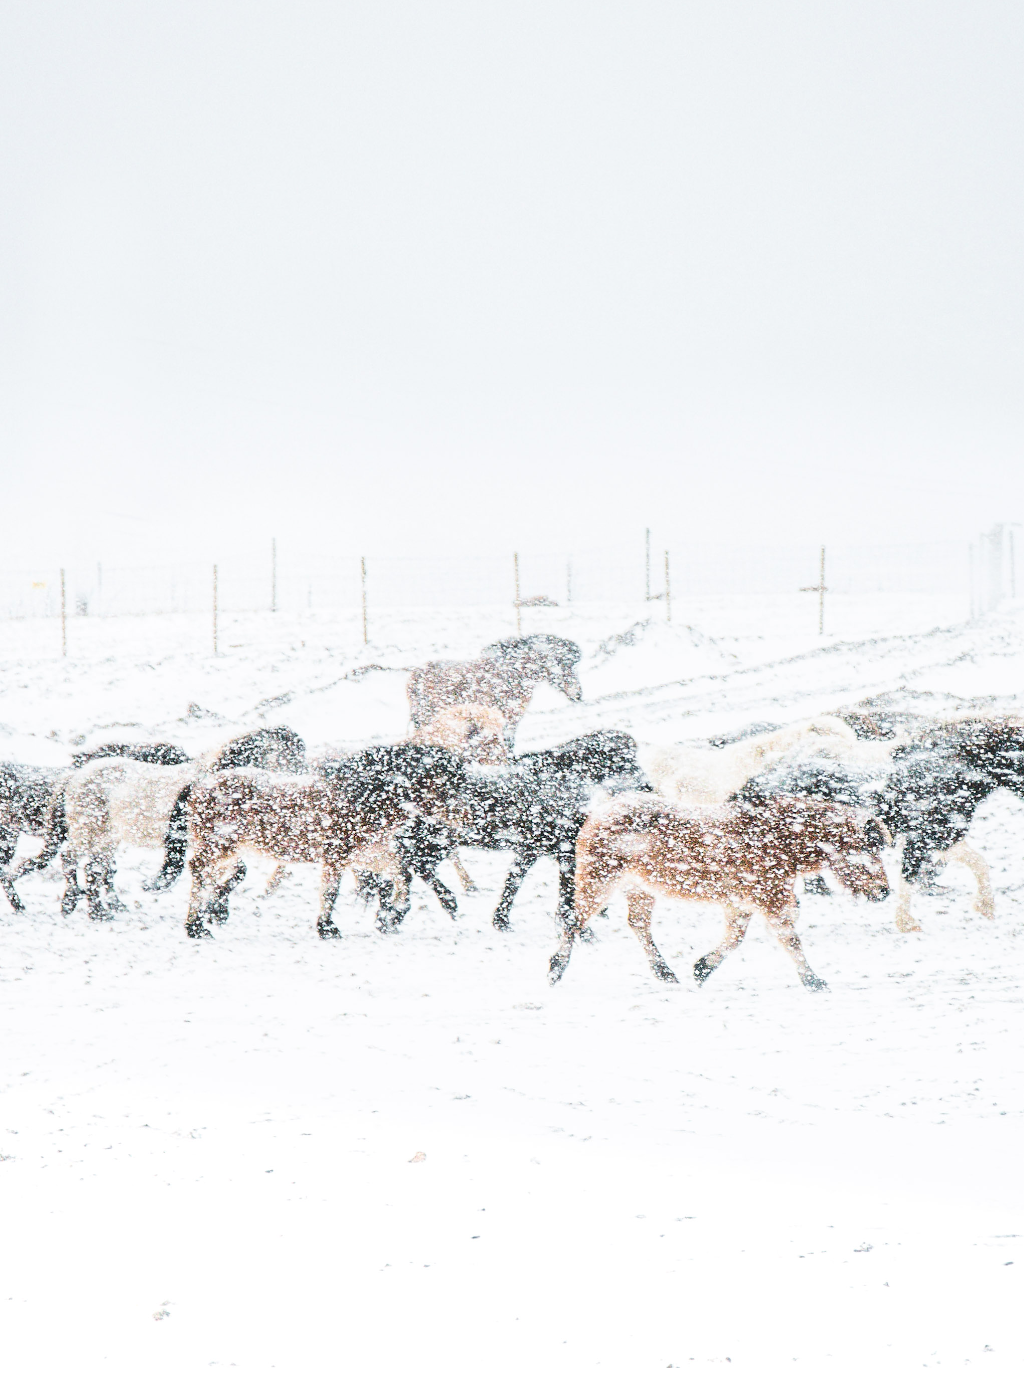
xmin=368 ymin=729 xmax=653 ymax=933
xmin=732 ymin=741 xmax=1021 ymax=925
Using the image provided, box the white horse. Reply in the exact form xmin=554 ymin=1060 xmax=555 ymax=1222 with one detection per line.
xmin=639 ymin=716 xmax=889 ymax=805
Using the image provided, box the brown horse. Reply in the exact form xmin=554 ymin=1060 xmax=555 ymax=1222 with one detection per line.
xmin=184 ymin=745 xmax=466 ymax=939
xmin=407 ymin=635 xmax=582 ymax=738
xmin=550 ymin=794 xmax=889 ymax=989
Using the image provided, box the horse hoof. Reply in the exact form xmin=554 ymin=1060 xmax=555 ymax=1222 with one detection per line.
xmin=318 ymin=924 xmax=342 ymax=939
xmin=187 ymin=923 xmax=213 ymax=939
xmin=973 ymin=900 xmax=996 ymax=920
xmin=548 ymin=947 xmax=573 ymax=983
xmin=693 ymin=955 xmax=716 ymax=985
xmin=801 ymin=875 xmax=832 ymax=897
xmin=652 ymin=962 xmax=679 ymax=984
xmin=578 ymin=925 xmax=596 ymax=944
xmin=802 ymin=974 xmax=829 ymax=992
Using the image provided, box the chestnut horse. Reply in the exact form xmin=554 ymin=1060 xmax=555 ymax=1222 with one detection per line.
xmin=407 ymin=635 xmax=582 ymax=739
xmin=184 ymin=745 xmax=467 ymax=939
xmin=550 ymin=794 xmax=889 ymax=989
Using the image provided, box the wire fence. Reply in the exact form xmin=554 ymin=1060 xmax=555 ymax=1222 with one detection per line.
xmin=0 ymin=527 xmax=1017 ymax=631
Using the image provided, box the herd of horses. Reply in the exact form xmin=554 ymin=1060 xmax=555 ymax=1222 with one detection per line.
xmin=0 ymin=631 xmax=1021 ymax=990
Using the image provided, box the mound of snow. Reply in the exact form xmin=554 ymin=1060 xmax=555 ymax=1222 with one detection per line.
xmin=580 ymin=619 xmax=737 ymax=700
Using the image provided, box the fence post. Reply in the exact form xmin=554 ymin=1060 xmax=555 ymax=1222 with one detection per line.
xmin=360 ymin=557 xmax=368 ymax=645
xmin=645 ymin=528 xmax=651 ymax=602
xmin=271 ymin=538 xmax=277 ymax=612
xmin=213 ymin=564 xmax=219 ymax=654
xmin=60 ymin=568 xmax=67 ymax=657
xmin=664 ymin=551 xmax=671 ymax=623
xmin=514 ymin=552 xmax=521 ymax=635
xmin=798 ymin=545 xmax=827 ymax=635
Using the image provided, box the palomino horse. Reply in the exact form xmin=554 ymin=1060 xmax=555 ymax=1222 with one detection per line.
xmin=638 ymin=715 xmax=891 ymax=807
xmin=184 ymin=745 xmax=467 ymax=939
xmin=0 ymin=740 xmax=195 ymax=912
xmin=550 ymin=793 xmax=889 ymax=988
xmin=407 ymin=635 xmax=582 ymax=739
xmin=406 ymin=704 xmax=509 ymax=765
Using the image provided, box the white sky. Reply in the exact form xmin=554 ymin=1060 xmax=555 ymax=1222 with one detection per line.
xmin=2 ymin=1 xmax=1022 ymax=567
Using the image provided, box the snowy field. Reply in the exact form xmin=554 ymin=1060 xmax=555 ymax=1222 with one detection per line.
xmin=1 ymin=593 xmax=1023 ymax=1391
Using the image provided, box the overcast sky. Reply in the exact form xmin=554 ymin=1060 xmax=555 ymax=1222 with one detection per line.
xmin=2 ymin=1 xmax=1022 ymax=567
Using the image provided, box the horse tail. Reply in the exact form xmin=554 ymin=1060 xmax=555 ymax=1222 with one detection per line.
xmin=145 ymin=783 xmax=192 ymax=892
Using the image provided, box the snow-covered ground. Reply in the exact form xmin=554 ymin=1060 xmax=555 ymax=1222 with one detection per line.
xmin=1 ymin=594 xmax=1022 ymax=1391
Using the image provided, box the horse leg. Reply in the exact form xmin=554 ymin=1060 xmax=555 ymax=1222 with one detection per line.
xmin=261 ymin=862 xmax=292 ymax=898
xmin=0 ymin=827 xmax=18 ymax=869
xmin=425 ymin=874 xmax=458 ymax=919
xmin=549 ymin=859 xmax=620 ymax=985
xmin=0 ymin=829 xmax=25 ymax=911
xmin=85 ymin=857 xmax=116 ymax=921
xmin=625 ymin=890 xmax=678 ymax=984
xmin=556 ymin=851 xmax=588 ymax=941
xmin=60 ymin=850 xmax=81 ymax=916
xmin=693 ymin=905 xmax=753 ymax=985
xmin=892 ymin=835 xmax=923 ymax=933
xmin=316 ymin=861 xmax=344 ymax=938
xmin=765 ymin=905 xmax=828 ymax=991
xmin=102 ymin=860 xmax=129 ymax=915
xmin=447 ymin=851 xmax=477 ymax=893
xmin=208 ymin=862 xmax=246 ymax=924
xmin=375 ymin=868 xmax=412 ymax=934
xmin=492 ymin=853 xmax=535 ymax=932
xmin=940 ymin=841 xmax=995 ymax=919
xmin=185 ymin=854 xmax=216 ymax=938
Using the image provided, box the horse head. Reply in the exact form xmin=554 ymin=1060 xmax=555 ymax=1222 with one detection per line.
xmin=481 ymin=635 xmax=583 ymax=702
xmin=815 ymin=808 xmax=890 ymax=902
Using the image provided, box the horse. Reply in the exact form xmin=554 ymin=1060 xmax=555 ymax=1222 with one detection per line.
xmin=0 ymin=740 xmax=196 ymax=911
xmin=364 ymin=729 xmax=653 ymax=932
xmin=638 ymin=715 xmax=873 ymax=805
xmin=407 ymin=635 xmax=582 ymax=737
xmin=183 ymin=745 xmax=467 ymax=939
xmin=731 ymin=742 xmax=1022 ymax=934
xmin=549 ymin=794 xmax=889 ymax=988
xmin=2 ymin=726 xmax=308 ymax=919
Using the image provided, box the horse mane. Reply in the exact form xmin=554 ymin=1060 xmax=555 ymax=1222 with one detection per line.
xmin=480 ymin=634 xmax=582 ymax=668
xmin=72 ymin=742 xmax=191 ymax=768
xmin=205 ymin=725 xmax=307 ymax=773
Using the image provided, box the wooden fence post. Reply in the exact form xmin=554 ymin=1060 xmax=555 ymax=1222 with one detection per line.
xmin=271 ymin=538 xmax=277 ymax=612
xmin=664 ymin=551 xmax=671 ymax=623
xmin=60 ymin=568 xmax=67 ymax=657
xmin=799 ymin=546 xmax=827 ymax=635
xmin=213 ymin=564 xmax=219 ymax=654
xmin=360 ymin=557 xmax=368 ymax=645
xmin=514 ymin=552 xmax=521 ymax=635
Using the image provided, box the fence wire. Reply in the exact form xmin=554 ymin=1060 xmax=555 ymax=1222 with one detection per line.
xmin=0 ymin=529 xmax=1016 ymax=624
